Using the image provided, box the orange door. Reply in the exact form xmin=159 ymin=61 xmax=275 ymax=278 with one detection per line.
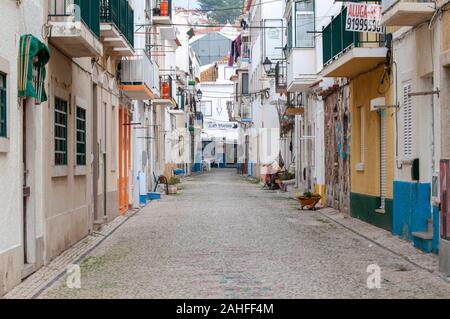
xmin=118 ymin=107 xmax=130 ymax=214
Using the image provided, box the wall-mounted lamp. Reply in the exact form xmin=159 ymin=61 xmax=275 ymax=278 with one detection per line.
xmin=263 ymin=57 xmax=274 ymax=75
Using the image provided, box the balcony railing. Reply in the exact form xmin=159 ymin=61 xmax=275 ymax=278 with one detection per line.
xmin=241 ymin=34 xmax=251 ymax=62
xmin=322 ymin=7 xmax=385 ymax=67
xmin=49 ymin=0 xmax=100 ymax=38
xmin=120 ymin=52 xmax=159 ymax=94
xmin=153 ymin=0 xmax=172 ymax=19
xmin=100 ymin=0 xmax=134 ymax=48
xmin=275 ymin=60 xmax=288 ymax=94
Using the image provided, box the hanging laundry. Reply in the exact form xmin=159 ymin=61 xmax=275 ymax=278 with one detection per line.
xmin=234 ymin=35 xmax=242 ymax=63
xmin=228 ymin=35 xmax=243 ymax=66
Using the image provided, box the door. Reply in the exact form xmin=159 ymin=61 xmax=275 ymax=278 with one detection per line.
xmin=22 ymin=98 xmax=36 ymax=274
xmin=92 ymin=84 xmax=100 ymax=222
xmin=22 ymin=100 xmax=30 ymax=264
xmin=118 ymin=107 xmax=130 ymax=214
xmin=244 ymin=135 xmax=249 ymax=175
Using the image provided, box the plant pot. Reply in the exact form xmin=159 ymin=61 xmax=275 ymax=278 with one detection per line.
xmin=296 ymin=195 xmax=322 ymax=210
xmin=167 ymin=185 xmax=178 ymax=195
xmin=177 ymin=184 xmax=183 ymax=190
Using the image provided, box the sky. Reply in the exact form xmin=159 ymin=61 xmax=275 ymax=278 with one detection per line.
xmin=174 ymin=0 xmax=199 ymax=8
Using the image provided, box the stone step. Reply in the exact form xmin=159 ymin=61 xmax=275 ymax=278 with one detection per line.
xmin=412 ymin=231 xmax=433 ymax=240
xmin=21 ymin=263 xmax=36 ymax=279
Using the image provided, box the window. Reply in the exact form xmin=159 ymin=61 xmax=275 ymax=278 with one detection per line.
xmin=0 ymin=73 xmax=6 ymax=138
xmin=358 ymin=106 xmax=365 ymax=164
xmin=200 ymin=101 xmax=213 ymax=117
xmin=242 ymin=73 xmax=249 ymax=96
xmin=295 ymin=0 xmax=315 ymax=48
xmin=403 ymin=83 xmax=413 ymax=158
xmin=54 ymin=97 xmax=68 ymax=166
xmin=76 ymin=106 xmax=86 ymax=166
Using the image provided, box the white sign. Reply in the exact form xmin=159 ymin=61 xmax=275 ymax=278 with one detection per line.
xmin=345 ymin=2 xmax=385 ymax=34
xmin=206 ymin=121 xmax=238 ymax=130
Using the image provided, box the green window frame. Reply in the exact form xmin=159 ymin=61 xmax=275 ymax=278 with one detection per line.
xmin=0 ymin=73 xmax=6 ymax=138
xmin=54 ymin=97 xmax=68 ymax=166
xmin=76 ymin=106 xmax=86 ymax=166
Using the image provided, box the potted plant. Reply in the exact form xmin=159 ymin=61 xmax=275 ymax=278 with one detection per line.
xmin=167 ymin=177 xmax=179 ymax=195
xmin=296 ymin=192 xmax=322 ymax=210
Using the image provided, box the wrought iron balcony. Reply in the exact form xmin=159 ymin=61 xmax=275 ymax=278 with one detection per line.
xmin=100 ymin=0 xmax=134 ymax=56
xmin=322 ymin=6 xmax=388 ymax=78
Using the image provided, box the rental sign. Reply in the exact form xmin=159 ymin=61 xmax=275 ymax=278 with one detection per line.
xmin=345 ymin=2 xmax=385 ymax=34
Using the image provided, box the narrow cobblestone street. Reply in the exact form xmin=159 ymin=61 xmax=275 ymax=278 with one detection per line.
xmin=40 ymin=170 xmax=450 ymax=299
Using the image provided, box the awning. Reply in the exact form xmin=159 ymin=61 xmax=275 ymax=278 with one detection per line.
xmin=18 ymin=34 xmax=50 ymax=104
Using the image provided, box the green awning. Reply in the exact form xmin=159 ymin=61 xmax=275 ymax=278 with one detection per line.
xmin=18 ymin=34 xmax=50 ymax=104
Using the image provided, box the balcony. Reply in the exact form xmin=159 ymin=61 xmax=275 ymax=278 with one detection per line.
xmin=152 ymin=0 xmax=172 ymax=25
xmin=154 ymin=75 xmax=177 ymax=107
xmin=239 ymin=33 xmax=251 ymax=65
xmin=100 ymin=0 xmax=134 ymax=57
xmin=47 ymin=0 xmax=103 ymax=57
xmin=119 ymin=52 xmax=160 ymax=100
xmin=381 ymin=0 xmax=435 ymax=27
xmin=322 ymin=8 xmax=388 ymax=78
xmin=275 ymin=61 xmax=288 ymax=94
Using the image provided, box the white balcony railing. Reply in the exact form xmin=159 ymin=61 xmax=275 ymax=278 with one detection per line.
xmin=120 ymin=51 xmax=160 ymax=97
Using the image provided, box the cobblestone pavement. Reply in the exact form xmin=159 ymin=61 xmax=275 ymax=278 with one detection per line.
xmin=40 ymin=169 xmax=450 ymax=299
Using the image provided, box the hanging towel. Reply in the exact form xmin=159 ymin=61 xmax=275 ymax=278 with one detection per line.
xmin=234 ymin=35 xmax=242 ymax=63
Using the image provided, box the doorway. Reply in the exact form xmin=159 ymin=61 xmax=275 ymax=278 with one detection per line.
xmin=22 ymin=98 xmax=36 ymax=277
xmin=118 ymin=106 xmax=130 ymax=214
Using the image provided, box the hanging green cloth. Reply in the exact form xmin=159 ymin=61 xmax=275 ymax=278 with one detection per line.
xmin=18 ymin=34 xmax=50 ymax=104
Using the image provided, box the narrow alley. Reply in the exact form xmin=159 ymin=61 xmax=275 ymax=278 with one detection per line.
xmin=38 ymin=170 xmax=450 ymax=299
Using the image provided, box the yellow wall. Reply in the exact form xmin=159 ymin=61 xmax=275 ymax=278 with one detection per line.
xmin=350 ymin=66 xmax=395 ymax=199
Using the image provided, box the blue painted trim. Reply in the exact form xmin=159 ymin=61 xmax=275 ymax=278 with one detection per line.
xmin=139 ymin=195 xmax=148 ymax=205
xmin=192 ymin=163 xmax=201 ymax=172
xmin=393 ymin=181 xmax=439 ymax=253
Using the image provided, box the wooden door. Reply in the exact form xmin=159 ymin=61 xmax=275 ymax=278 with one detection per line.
xmin=118 ymin=107 xmax=127 ymax=214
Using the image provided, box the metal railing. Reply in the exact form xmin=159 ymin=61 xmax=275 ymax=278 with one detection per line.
xmin=100 ymin=0 xmax=134 ymax=48
xmin=241 ymin=34 xmax=251 ymax=62
xmin=49 ymin=0 xmax=100 ymax=38
xmin=322 ymin=6 xmax=385 ymax=67
xmin=120 ymin=51 xmax=159 ymax=94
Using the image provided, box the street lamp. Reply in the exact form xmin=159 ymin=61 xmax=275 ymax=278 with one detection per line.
xmin=263 ymin=57 xmax=273 ymax=75
xmin=196 ymin=89 xmax=203 ymax=101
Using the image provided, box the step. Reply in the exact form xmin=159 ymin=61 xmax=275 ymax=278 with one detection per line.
xmin=412 ymin=231 xmax=433 ymax=240
xmin=21 ymin=263 xmax=36 ymax=279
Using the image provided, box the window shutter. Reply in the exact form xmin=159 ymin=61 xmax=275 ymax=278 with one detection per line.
xmin=403 ymin=84 xmax=413 ymax=159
